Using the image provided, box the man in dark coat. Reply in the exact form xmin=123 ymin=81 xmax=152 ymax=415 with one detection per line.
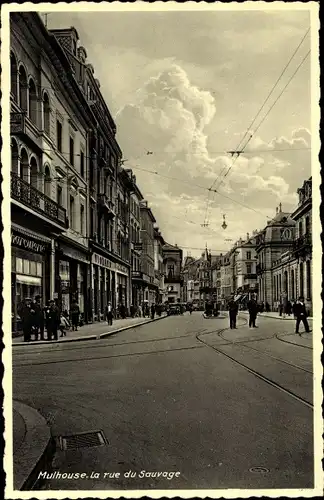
xmin=150 ymin=303 xmax=156 ymax=320
xmin=18 ymin=298 xmax=34 ymax=342
xmin=228 ymin=296 xmax=239 ymax=329
xmin=32 ymin=295 xmax=45 ymax=340
xmin=70 ymin=299 xmax=80 ymax=331
xmin=44 ymin=300 xmax=60 ymax=340
xmin=247 ymin=296 xmax=258 ymax=328
xmin=293 ymin=297 xmax=310 ymax=334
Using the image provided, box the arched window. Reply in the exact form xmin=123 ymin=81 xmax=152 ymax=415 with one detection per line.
xmin=18 ymin=66 xmax=28 ymax=112
xmin=11 ymin=139 xmax=19 ymax=175
xmin=44 ymin=165 xmax=52 ymax=198
xmin=20 ymin=148 xmax=29 ymax=182
xmin=28 ymin=79 xmax=37 ymax=124
xmin=10 ymin=52 xmax=18 ymax=101
xmin=30 ymin=157 xmax=38 ymax=189
xmin=43 ymin=93 xmax=50 ymax=136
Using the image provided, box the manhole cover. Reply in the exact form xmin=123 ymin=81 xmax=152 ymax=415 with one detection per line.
xmin=249 ymin=467 xmax=270 ymax=474
xmin=58 ymin=430 xmax=108 ymax=451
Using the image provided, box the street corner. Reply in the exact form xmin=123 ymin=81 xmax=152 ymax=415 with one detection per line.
xmin=12 ymin=400 xmax=55 ymax=491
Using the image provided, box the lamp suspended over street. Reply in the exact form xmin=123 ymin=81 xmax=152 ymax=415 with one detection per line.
xmin=222 ymin=214 xmax=227 ymax=230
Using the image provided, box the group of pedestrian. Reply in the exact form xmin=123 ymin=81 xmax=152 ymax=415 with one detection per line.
xmin=17 ymin=296 xmax=80 ymax=342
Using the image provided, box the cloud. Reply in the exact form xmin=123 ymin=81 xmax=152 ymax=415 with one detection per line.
xmin=115 ymin=63 xmax=311 ymax=254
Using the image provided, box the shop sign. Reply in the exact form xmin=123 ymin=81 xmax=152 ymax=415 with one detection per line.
xmin=11 ymin=233 xmax=46 ymax=253
xmin=60 ymin=244 xmax=90 ymax=264
xmin=92 ymin=253 xmax=129 ymax=275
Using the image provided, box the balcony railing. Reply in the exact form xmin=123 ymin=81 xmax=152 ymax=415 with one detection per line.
xmin=98 ymin=194 xmax=115 ymax=217
xmin=11 ymin=172 xmax=68 ymax=228
xmin=292 ymin=233 xmax=312 ymax=258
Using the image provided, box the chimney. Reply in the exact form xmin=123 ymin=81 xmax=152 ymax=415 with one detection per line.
xmin=276 ymin=206 xmax=278 ymax=214
xmin=279 ymin=202 xmax=282 ymax=212
xmin=247 ymin=232 xmax=250 ymax=240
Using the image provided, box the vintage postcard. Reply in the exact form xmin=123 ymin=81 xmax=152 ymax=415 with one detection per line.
xmin=1 ymin=1 xmax=322 ymax=498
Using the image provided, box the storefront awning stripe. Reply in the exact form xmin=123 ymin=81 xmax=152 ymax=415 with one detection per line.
xmin=11 ymin=223 xmax=52 ymax=244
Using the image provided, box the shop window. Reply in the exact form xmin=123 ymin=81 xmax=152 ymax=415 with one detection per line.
xmin=23 ymin=259 xmax=30 ymax=274
xmin=30 ymin=261 xmax=37 ymax=276
xmin=16 ymin=258 xmax=23 ymax=273
xmin=36 ymin=262 xmax=42 ymax=276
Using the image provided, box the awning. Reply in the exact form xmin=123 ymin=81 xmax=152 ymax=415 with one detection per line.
xmin=16 ymin=274 xmax=42 ymax=285
xmin=11 ymin=223 xmax=52 ymax=244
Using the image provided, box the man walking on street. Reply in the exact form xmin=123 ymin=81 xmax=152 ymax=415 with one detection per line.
xmin=44 ymin=300 xmax=60 ymax=341
xmin=247 ymin=296 xmax=258 ymax=328
xmin=18 ymin=298 xmax=34 ymax=342
xmin=150 ymin=303 xmax=156 ymax=320
xmin=293 ymin=296 xmax=310 ymax=335
xmin=106 ymin=302 xmax=113 ymax=326
xmin=32 ymin=295 xmax=45 ymax=340
xmin=228 ymin=295 xmax=238 ymax=329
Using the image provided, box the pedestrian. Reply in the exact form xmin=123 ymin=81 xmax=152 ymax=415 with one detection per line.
xmin=228 ymin=296 xmax=238 ymax=329
xmin=285 ymin=300 xmax=292 ymax=316
xmin=247 ymin=296 xmax=258 ymax=328
xmin=189 ymin=303 xmax=193 ymax=315
xmin=106 ymin=302 xmax=113 ymax=326
xmin=70 ymin=299 xmax=80 ymax=331
xmin=17 ymin=297 xmax=34 ymax=342
xmin=150 ymin=303 xmax=156 ymax=320
xmin=59 ymin=312 xmax=70 ymax=337
xmin=265 ymin=301 xmax=270 ymax=313
xmin=44 ymin=300 xmax=60 ymax=341
xmin=138 ymin=304 xmax=142 ymax=318
xmin=32 ymin=295 xmax=45 ymax=340
xmin=293 ymin=296 xmax=310 ymax=335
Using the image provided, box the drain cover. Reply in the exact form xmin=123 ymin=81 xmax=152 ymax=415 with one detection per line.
xmin=59 ymin=430 xmax=108 ymax=451
xmin=249 ymin=467 xmax=270 ymax=474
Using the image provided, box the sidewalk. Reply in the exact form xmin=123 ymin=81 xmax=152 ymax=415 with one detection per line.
xmin=12 ymin=400 xmax=53 ymax=490
xmin=239 ymin=311 xmax=313 ymax=321
xmin=12 ymin=314 xmax=167 ymax=346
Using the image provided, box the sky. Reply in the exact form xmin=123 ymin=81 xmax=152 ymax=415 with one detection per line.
xmin=44 ymin=5 xmax=313 ymax=258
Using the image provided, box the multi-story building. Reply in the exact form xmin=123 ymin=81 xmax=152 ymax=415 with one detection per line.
xmin=51 ymin=25 xmax=133 ymax=320
xmin=140 ymin=201 xmax=158 ymax=305
xmin=10 ymin=13 xmax=93 ymax=330
xmin=126 ymin=170 xmax=144 ymax=308
xmin=163 ymin=243 xmax=183 ymax=303
xmin=255 ymin=204 xmax=295 ymax=307
xmin=230 ymin=233 xmax=258 ymax=304
xmin=271 ymin=178 xmax=312 ymax=314
xmin=219 ymin=254 xmax=232 ymax=307
xmin=154 ymin=228 xmax=165 ymax=303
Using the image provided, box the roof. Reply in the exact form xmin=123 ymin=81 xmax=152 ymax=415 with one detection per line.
xmin=163 ymin=242 xmax=181 ymax=251
xmin=267 ymin=212 xmax=294 ymax=226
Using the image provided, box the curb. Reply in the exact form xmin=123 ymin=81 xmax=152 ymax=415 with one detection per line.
xmin=12 ymin=314 xmax=168 ymax=347
xmin=239 ymin=311 xmax=313 ymax=321
xmin=13 ymin=400 xmax=55 ymax=491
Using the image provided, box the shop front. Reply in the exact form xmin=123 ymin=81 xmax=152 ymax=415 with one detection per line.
xmin=11 ymin=226 xmax=51 ymax=334
xmin=55 ymin=242 xmax=90 ymax=322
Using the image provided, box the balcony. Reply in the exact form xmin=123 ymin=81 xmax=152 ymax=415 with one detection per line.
xmin=132 ymin=270 xmax=143 ymax=280
xmin=11 ymin=172 xmax=68 ymax=228
xmin=98 ymin=194 xmax=115 ymax=218
xmin=11 ymin=111 xmax=40 ymax=150
xmin=292 ymin=233 xmax=312 ymax=259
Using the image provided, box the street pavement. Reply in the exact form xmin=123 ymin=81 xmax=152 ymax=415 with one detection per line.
xmin=12 ymin=312 xmax=315 ymax=491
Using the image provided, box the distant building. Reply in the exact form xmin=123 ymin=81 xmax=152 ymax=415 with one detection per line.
xmin=140 ymin=201 xmax=158 ymax=305
xmin=154 ymin=228 xmax=165 ymax=303
xmin=163 ymin=243 xmax=183 ymax=303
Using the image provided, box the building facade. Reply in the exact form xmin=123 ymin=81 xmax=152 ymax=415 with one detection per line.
xmin=154 ymin=228 xmax=165 ymax=303
xmin=163 ymin=243 xmax=183 ymax=303
xmin=10 ymin=13 xmax=93 ymax=330
xmin=140 ymin=201 xmax=158 ymax=305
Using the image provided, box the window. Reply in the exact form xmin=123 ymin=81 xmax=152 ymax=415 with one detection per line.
xmin=28 ymin=79 xmax=37 ymax=124
xmin=69 ymin=195 xmax=75 ymax=229
xmin=19 ymin=66 xmax=28 ymax=112
xmin=43 ymin=93 xmax=50 ymax=135
xmin=16 ymin=258 xmax=23 ymax=273
xmin=305 ymin=215 xmax=310 ymax=235
xmin=69 ymin=137 xmax=74 ymax=166
xmin=80 ymin=204 xmax=85 ymax=234
xmin=80 ymin=151 xmax=85 ymax=178
xmin=57 ymin=185 xmax=63 ymax=206
xmin=56 ymin=120 xmax=62 ymax=152
xmin=246 ymin=263 xmax=252 ymax=274
xmin=306 ymin=260 xmax=311 ymax=299
xmin=298 ymin=220 xmax=303 ymax=238
xmin=168 ymin=265 xmax=174 ymax=278
xmin=299 ymin=262 xmax=304 ymax=297
xmin=246 ymin=251 xmax=251 ymax=260
xmin=11 ymin=52 xmax=18 ymax=101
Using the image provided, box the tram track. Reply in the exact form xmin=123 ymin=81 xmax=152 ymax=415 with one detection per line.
xmin=196 ymin=324 xmax=313 ymax=410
